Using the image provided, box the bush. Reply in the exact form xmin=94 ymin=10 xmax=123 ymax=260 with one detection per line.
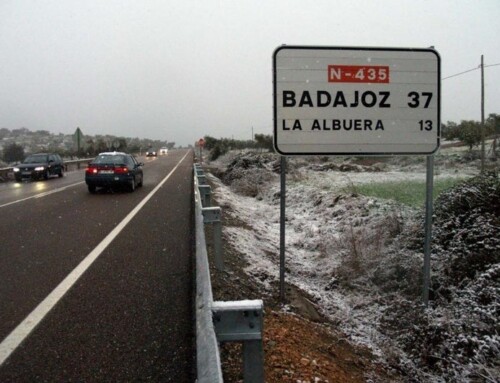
xmin=432 ymin=172 xmax=500 ymax=289
xmin=2 ymin=142 xmax=24 ymax=163
xmin=220 ymin=154 xmax=275 ymax=197
xmin=209 ymin=142 xmax=228 ymax=161
xmin=380 ymin=172 xmax=500 ymax=381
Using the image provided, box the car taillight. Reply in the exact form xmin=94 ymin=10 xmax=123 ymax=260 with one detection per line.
xmin=114 ymin=167 xmax=129 ymax=174
xmin=86 ymin=167 xmax=98 ymax=174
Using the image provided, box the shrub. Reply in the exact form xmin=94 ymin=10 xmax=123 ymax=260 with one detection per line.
xmin=432 ymin=172 xmax=500 ymax=289
xmin=380 ymin=172 xmax=500 ymax=381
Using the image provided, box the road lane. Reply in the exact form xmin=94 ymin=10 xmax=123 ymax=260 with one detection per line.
xmin=0 ymin=168 xmax=86 ymax=207
xmin=0 ymin=150 xmax=195 ymax=381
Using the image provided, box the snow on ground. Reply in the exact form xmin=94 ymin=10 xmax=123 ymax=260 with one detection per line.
xmin=205 ymin=148 xmax=498 ymax=381
xmin=207 ymin=163 xmax=453 ymax=353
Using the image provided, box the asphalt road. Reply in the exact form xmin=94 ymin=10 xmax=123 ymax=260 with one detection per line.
xmin=0 ymin=149 xmax=195 ymax=382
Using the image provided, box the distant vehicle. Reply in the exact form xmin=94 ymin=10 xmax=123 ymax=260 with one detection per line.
xmin=13 ymin=153 xmax=64 ymax=182
xmin=146 ymin=148 xmax=157 ymax=157
xmin=85 ymin=152 xmax=143 ymax=193
xmin=159 ymin=147 xmax=168 ymax=155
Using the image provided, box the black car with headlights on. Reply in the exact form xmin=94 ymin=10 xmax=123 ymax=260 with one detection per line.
xmin=146 ymin=148 xmax=157 ymax=157
xmin=13 ymin=153 xmax=64 ymax=182
xmin=85 ymin=152 xmax=144 ymax=193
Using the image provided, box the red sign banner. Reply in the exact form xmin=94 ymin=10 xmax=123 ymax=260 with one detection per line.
xmin=328 ymin=65 xmax=390 ymax=83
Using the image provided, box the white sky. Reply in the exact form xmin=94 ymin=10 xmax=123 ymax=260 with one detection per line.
xmin=1 ymin=0 xmax=499 ymax=146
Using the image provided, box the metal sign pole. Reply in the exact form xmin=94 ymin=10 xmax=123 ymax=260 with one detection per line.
xmin=422 ymin=155 xmax=434 ymax=307
xmin=279 ymin=156 xmax=286 ymax=304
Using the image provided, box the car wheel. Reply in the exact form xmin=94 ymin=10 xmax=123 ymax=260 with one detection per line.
xmin=137 ymin=175 xmax=143 ymax=187
xmin=129 ymin=177 xmax=136 ymax=192
xmin=44 ymin=170 xmax=49 ymax=180
xmin=15 ymin=176 xmax=21 ymax=182
xmin=88 ymin=185 xmax=96 ymax=194
xmin=58 ymin=168 xmax=64 ymax=177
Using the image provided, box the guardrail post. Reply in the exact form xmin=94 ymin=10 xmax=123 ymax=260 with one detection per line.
xmin=213 ymin=220 xmax=223 ymax=271
xmin=243 ymin=340 xmax=265 ymax=383
xmin=197 ymin=174 xmax=207 ymax=185
xmin=212 ymin=300 xmax=265 ymax=383
xmin=202 ymin=207 xmax=223 ymax=271
xmin=198 ymin=185 xmax=211 ymax=207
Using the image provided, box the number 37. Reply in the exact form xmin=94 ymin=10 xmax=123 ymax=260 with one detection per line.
xmin=408 ymin=92 xmax=433 ymax=108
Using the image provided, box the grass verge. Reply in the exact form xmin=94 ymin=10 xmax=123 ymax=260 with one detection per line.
xmin=349 ymin=177 xmax=466 ymax=207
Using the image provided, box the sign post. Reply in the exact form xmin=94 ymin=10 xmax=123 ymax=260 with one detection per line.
xmin=196 ymin=138 xmax=206 ymax=163
xmin=273 ymin=46 xmax=440 ymax=305
xmin=73 ymin=127 xmax=84 ymax=156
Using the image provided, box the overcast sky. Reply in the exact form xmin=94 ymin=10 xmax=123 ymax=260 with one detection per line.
xmin=1 ymin=0 xmax=499 ymax=147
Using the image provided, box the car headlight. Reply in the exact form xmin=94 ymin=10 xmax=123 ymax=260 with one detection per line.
xmin=13 ymin=167 xmax=20 ymax=172
xmin=35 ymin=166 xmax=45 ymax=171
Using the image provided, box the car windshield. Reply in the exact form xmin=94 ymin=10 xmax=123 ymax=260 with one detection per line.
xmin=23 ymin=154 xmax=48 ymax=163
xmin=92 ymin=154 xmax=128 ymax=165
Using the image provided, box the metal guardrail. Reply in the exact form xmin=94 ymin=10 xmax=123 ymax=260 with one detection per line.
xmin=194 ymin=164 xmax=264 ymax=383
xmin=0 ymin=158 xmax=94 ymax=181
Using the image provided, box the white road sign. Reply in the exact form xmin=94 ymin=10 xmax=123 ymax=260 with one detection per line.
xmin=273 ymin=46 xmax=441 ymax=155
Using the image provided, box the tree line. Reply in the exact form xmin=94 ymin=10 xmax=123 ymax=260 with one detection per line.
xmin=202 ymin=134 xmax=273 ymax=160
xmin=442 ymin=113 xmax=499 ymax=150
xmin=0 ymin=128 xmax=175 ymax=164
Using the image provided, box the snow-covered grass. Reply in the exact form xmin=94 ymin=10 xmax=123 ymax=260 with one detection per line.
xmin=205 ymin=150 xmax=499 ymax=382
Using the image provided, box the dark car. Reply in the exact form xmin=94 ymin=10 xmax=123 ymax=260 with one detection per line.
xmin=146 ymin=148 xmax=157 ymax=157
xmin=85 ymin=152 xmax=143 ymax=193
xmin=13 ymin=153 xmax=64 ymax=182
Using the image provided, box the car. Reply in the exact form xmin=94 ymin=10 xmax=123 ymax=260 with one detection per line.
xmin=85 ymin=152 xmax=144 ymax=193
xmin=13 ymin=153 xmax=65 ymax=182
xmin=146 ymin=148 xmax=157 ymax=157
xmin=159 ymin=147 xmax=168 ymax=155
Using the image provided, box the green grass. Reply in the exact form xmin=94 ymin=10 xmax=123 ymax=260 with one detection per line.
xmin=348 ymin=178 xmax=467 ymax=207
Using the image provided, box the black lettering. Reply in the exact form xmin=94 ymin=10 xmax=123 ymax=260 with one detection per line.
xmin=293 ymin=120 xmax=302 ymax=130
xmin=379 ymin=91 xmax=391 ymax=108
xmin=325 ymin=119 xmax=384 ymax=130
xmin=283 ymin=91 xmax=296 ymax=107
xmin=299 ymin=91 xmax=313 ymax=107
xmin=350 ymin=91 xmax=359 ymax=107
xmin=282 ymin=120 xmax=290 ymax=130
xmin=317 ymin=91 xmax=331 ymax=107
xmin=361 ymin=91 xmax=377 ymax=107
xmin=332 ymin=91 xmax=348 ymax=107
xmin=311 ymin=120 xmax=321 ymax=130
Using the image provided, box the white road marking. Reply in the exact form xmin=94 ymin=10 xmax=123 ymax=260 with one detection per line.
xmin=0 ymin=151 xmax=191 ymax=367
xmin=0 ymin=182 xmax=85 ymax=208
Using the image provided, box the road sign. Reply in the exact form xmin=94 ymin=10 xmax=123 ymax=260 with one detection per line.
xmin=73 ymin=127 xmax=84 ymax=153
xmin=273 ymin=46 xmax=441 ymax=155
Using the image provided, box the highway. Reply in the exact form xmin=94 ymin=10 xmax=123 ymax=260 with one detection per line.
xmin=0 ymin=149 xmax=195 ymax=382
